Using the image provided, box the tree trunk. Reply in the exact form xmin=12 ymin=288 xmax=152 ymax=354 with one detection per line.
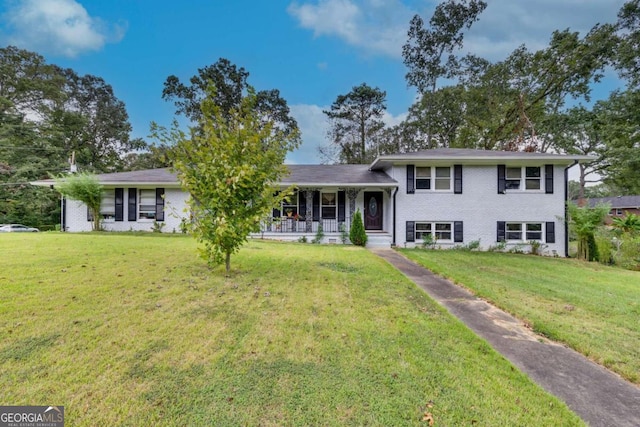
xmin=225 ymin=251 xmax=231 ymax=274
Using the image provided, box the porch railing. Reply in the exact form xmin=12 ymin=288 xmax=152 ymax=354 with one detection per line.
xmin=259 ymin=217 xmax=351 ymax=234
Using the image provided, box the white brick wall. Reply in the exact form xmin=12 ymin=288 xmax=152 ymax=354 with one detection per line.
xmin=64 ymin=187 xmax=189 ymax=233
xmin=391 ymin=164 xmax=568 ymax=256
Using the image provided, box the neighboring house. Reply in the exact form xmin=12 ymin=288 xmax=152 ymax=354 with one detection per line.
xmin=586 ymin=195 xmax=640 ymax=223
xmin=34 ymin=149 xmax=593 ymax=256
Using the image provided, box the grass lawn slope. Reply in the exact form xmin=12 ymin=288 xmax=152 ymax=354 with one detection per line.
xmin=400 ymin=249 xmax=640 ymax=385
xmin=0 ymin=234 xmax=582 ymax=426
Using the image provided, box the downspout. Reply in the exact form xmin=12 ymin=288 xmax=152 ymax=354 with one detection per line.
xmin=564 ymin=160 xmax=579 ymax=257
xmin=392 ymin=186 xmax=398 ymax=247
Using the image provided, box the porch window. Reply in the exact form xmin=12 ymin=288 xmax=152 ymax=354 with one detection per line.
xmin=100 ymin=190 xmax=115 ymax=220
xmin=282 ymin=191 xmax=299 ymax=217
xmin=415 ymin=222 xmax=452 ymax=241
xmin=139 ymin=189 xmax=156 ymax=219
xmin=321 ymin=192 xmax=336 ymax=219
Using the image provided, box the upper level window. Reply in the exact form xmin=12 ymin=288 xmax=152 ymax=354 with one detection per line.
xmin=321 ymin=192 xmax=336 ymax=219
xmin=416 ymin=166 xmax=451 ymax=191
xmin=139 ymin=189 xmax=156 ymax=219
xmin=506 ymin=166 xmax=541 ymax=190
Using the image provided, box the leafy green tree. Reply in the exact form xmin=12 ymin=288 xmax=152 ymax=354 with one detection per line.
xmin=322 ymin=83 xmax=386 ymax=164
xmin=402 ymin=0 xmax=487 ymax=146
xmin=163 ymin=87 xmax=300 ymax=273
xmin=162 ymin=58 xmax=298 ymax=137
xmin=55 ymin=173 xmax=104 ymax=231
xmin=567 ymin=202 xmax=610 ymax=261
xmin=615 ymin=0 xmax=640 ymax=88
xmin=612 ymin=213 xmax=640 ymax=235
xmin=349 ymin=209 xmax=367 ymax=246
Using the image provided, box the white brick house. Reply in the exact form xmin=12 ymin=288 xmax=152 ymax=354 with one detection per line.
xmin=35 ymin=149 xmax=592 ymax=256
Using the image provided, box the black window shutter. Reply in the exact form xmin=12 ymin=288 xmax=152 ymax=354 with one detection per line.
xmin=87 ymin=206 xmax=93 ymax=221
xmin=299 ymin=191 xmax=306 ymax=217
xmin=546 ymin=222 xmax=556 ymax=243
xmin=454 ymin=165 xmax=463 ymax=194
xmin=497 ymin=221 xmax=506 ymax=242
xmin=128 ymin=188 xmax=137 ymax=221
xmin=545 ymin=164 xmax=554 ymax=194
xmin=338 ymin=191 xmax=346 ymax=221
xmin=272 ymin=191 xmax=281 ymax=218
xmin=497 ymin=165 xmax=506 ymax=194
xmin=406 ymin=221 xmax=415 ymax=242
xmin=454 ymin=221 xmax=463 ymax=242
xmin=115 ymin=188 xmax=124 ymax=222
xmin=155 ymin=188 xmax=165 ymax=221
xmin=406 ymin=165 xmax=415 ymax=194
xmin=312 ymin=191 xmax=320 ymax=221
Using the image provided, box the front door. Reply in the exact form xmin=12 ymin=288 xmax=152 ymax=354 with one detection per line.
xmin=363 ymin=191 xmax=383 ymax=230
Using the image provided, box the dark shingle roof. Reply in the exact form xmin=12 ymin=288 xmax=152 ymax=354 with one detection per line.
xmin=92 ymin=168 xmax=178 ymax=185
xmin=370 ymin=148 xmax=595 ymax=169
xmin=32 ymin=165 xmax=398 ymax=188
xmin=586 ymin=196 xmax=640 ymax=209
xmin=281 ymin=164 xmax=397 ymax=186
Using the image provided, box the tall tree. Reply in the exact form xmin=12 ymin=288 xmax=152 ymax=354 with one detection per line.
xmin=161 ymin=58 xmax=298 ymax=137
xmin=322 ymin=83 xmax=387 ymax=164
xmin=615 ymin=0 xmax=640 ymax=88
xmin=159 ymin=87 xmax=300 ymax=273
xmin=402 ymin=0 xmax=487 ymax=146
xmin=53 ymin=67 xmax=145 ymax=172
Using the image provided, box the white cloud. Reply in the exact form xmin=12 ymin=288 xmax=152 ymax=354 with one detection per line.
xmin=286 ymin=103 xmax=408 ymax=164
xmin=288 ymin=0 xmax=626 ymax=61
xmin=1 ymin=0 xmax=126 ymax=57
xmin=287 ymin=0 xmax=411 ymax=58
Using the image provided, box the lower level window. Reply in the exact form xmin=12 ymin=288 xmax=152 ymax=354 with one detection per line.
xmin=416 ymin=222 xmax=452 ymax=241
xmin=139 ymin=189 xmax=156 ymax=219
xmin=506 ymin=222 xmax=542 ymax=241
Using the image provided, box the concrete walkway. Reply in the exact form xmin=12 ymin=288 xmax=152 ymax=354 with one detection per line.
xmin=371 ymin=248 xmax=640 ymax=427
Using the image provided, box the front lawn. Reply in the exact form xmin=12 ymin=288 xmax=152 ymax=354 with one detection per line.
xmin=0 ymin=234 xmax=582 ymax=426
xmin=400 ymin=249 xmax=640 ymax=384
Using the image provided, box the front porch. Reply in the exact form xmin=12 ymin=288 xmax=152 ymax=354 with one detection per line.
xmin=255 ymin=215 xmax=393 ymax=247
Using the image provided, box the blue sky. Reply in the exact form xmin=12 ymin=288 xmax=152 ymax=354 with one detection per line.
xmin=0 ymin=0 xmax=628 ymax=164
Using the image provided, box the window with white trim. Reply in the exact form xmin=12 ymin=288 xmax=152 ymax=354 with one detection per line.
xmin=415 ymin=222 xmax=452 ymax=241
xmin=282 ymin=191 xmax=299 ymax=217
xmin=100 ymin=190 xmax=115 ymax=220
xmin=415 ymin=166 xmax=451 ymax=191
xmin=506 ymin=222 xmax=543 ymax=241
xmin=139 ymin=189 xmax=156 ymax=219
xmin=505 ymin=166 xmax=541 ymax=190
xmin=321 ymin=192 xmax=336 ymax=219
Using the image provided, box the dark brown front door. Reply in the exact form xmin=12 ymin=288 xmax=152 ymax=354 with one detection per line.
xmin=363 ymin=191 xmax=383 ymax=230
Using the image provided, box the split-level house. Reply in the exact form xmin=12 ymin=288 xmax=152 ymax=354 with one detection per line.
xmin=36 ymin=149 xmax=593 ymax=256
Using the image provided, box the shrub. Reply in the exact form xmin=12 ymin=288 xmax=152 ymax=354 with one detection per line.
xmin=298 ymin=235 xmax=308 ymax=243
xmin=420 ymin=234 xmax=436 ymax=249
xmin=339 ymin=223 xmax=349 ymax=244
xmin=349 ymin=209 xmax=367 ymax=246
xmin=529 ymin=240 xmax=547 ymax=256
xmin=312 ymin=224 xmax=324 ymax=244
xmin=594 ymin=229 xmax=614 ymax=265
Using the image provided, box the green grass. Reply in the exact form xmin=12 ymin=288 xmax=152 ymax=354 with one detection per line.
xmin=0 ymin=234 xmax=582 ymax=426
xmin=400 ymin=249 xmax=640 ymax=384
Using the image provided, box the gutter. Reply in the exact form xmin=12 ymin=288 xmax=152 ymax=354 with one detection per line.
xmin=392 ymin=187 xmax=398 ymax=246
xmin=564 ymin=160 xmax=579 ymax=257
